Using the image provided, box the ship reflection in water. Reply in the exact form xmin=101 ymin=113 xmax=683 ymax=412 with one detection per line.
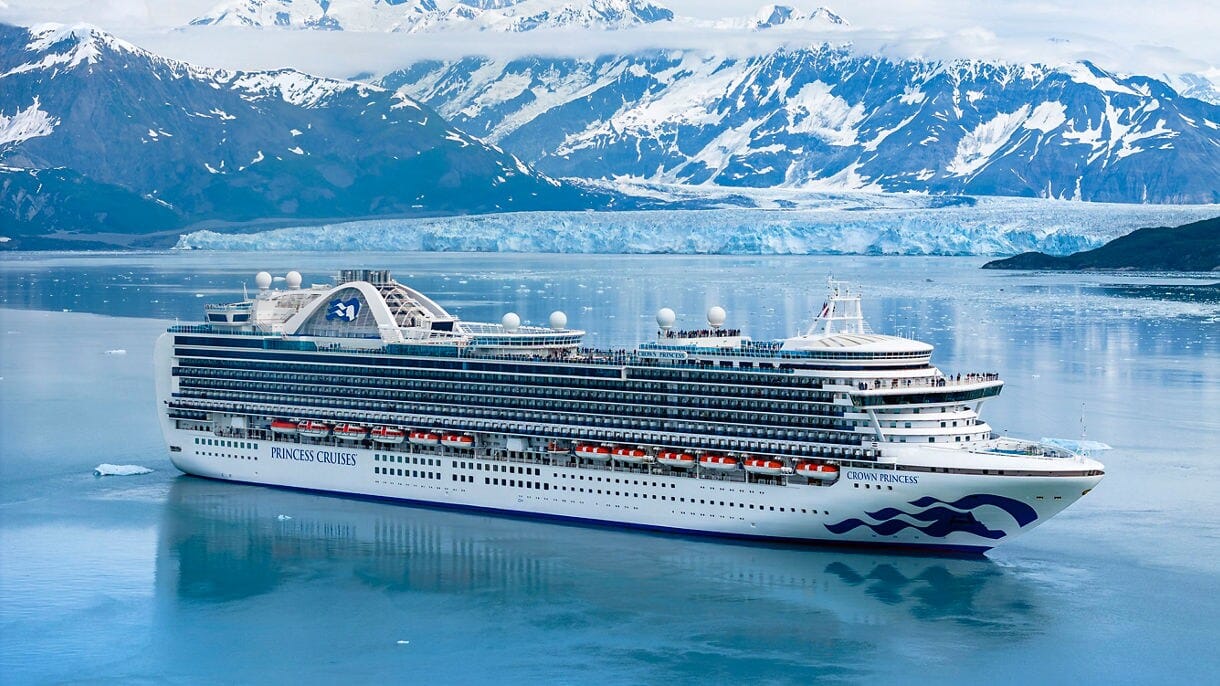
xmin=156 ymin=477 xmax=1046 ymax=680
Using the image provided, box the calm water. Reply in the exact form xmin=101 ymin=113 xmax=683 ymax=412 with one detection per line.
xmin=1 ymin=252 xmax=1218 ymax=684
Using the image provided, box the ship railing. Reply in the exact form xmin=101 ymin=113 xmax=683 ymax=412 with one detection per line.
xmin=170 ymin=389 xmax=865 ymax=451
xmin=204 ymin=302 xmax=253 ymax=312
xmin=167 ymin=397 xmax=877 ymax=462
xmin=848 ymin=374 xmax=1003 ymax=392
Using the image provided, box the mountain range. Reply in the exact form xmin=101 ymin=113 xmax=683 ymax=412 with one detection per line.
xmin=383 ymin=49 xmax=1220 ymax=203
xmin=0 ymin=22 xmax=597 ymax=246
xmin=191 ymin=0 xmax=1220 ymax=203
xmin=191 ymin=0 xmax=676 ymax=33
xmin=2 ymin=1 xmax=1219 ymax=249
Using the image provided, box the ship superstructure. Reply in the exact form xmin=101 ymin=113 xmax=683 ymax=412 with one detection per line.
xmin=155 ymin=270 xmax=1104 ymax=553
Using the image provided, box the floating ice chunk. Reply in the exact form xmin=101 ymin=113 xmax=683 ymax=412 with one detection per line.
xmin=276 ymin=514 xmax=293 ymax=521
xmin=396 ymin=640 xmax=410 ymax=645
xmin=104 ymin=349 xmax=127 ymax=355
xmin=94 ymin=464 xmax=153 ymax=476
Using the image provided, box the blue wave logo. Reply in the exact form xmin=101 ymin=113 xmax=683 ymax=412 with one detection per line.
xmin=825 ymin=494 xmax=1038 ymax=540
xmin=326 ymin=297 xmax=361 ymax=322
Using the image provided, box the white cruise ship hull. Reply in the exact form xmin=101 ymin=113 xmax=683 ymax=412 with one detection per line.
xmin=162 ymin=426 xmax=1100 ymax=554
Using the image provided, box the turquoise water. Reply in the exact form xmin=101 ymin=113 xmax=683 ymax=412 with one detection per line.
xmin=2 ymin=253 xmax=1218 ymax=684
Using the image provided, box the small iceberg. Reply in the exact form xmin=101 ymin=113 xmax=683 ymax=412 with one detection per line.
xmin=276 ymin=514 xmax=293 ymax=521
xmin=104 ymin=349 xmax=127 ymax=355
xmin=94 ymin=464 xmax=153 ymax=476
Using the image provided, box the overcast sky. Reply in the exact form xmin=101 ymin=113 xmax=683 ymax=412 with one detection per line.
xmin=2 ymin=0 xmax=1216 ymax=82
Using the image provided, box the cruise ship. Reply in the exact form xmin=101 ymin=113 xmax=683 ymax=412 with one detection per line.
xmin=155 ymin=269 xmax=1105 ymax=554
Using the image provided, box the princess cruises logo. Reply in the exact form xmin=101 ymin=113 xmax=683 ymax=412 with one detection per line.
xmin=326 ymin=297 xmax=361 ymax=322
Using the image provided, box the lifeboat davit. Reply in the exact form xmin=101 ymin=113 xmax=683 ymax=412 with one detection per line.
xmin=612 ymin=447 xmax=652 ymax=464
xmin=409 ymin=431 xmax=441 ymax=446
xmin=743 ymin=458 xmax=791 ymax=476
xmin=699 ymin=454 xmax=738 ymax=471
xmin=370 ymin=426 xmax=406 ymax=444
xmin=270 ymin=419 xmax=298 ymax=434
xmin=297 ymin=421 xmax=330 ymax=438
xmin=575 ymin=444 xmax=611 ymax=461
xmin=334 ymin=423 xmax=368 ymax=441
xmin=657 ymin=451 xmax=695 ymax=469
xmin=442 ymin=434 xmax=474 ymax=449
xmin=796 ymin=462 xmax=840 ymax=482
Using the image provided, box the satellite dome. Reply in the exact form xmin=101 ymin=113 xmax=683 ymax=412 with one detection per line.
xmin=656 ymin=307 xmax=676 ymax=329
xmin=285 ymin=271 xmax=302 ymax=289
xmin=707 ymin=306 xmax=727 ymax=328
xmin=255 ymin=271 xmax=272 ymax=290
xmin=501 ymin=312 xmax=521 ymax=333
xmin=549 ymin=311 xmax=568 ymax=330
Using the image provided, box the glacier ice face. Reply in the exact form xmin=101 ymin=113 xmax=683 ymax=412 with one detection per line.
xmin=174 ymin=196 xmax=1220 ymax=256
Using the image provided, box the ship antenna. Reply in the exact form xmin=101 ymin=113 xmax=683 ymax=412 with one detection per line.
xmin=1080 ymin=401 xmax=1087 ymax=440
xmin=243 ymin=282 xmax=249 ymax=300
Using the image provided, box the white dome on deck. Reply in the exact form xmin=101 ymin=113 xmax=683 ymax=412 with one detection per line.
xmin=502 ymin=312 xmax=521 ymax=332
xmin=656 ymin=307 xmax=676 ymax=329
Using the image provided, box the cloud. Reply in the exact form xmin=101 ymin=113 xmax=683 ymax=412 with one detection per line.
xmin=2 ymin=0 xmax=1216 ymax=82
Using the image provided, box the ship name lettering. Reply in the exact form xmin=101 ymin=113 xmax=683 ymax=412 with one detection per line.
xmin=269 ymin=446 xmax=357 ymax=467
xmin=844 ymin=469 xmax=918 ymax=485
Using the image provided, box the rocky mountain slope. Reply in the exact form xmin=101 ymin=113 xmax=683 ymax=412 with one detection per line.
xmin=982 ymin=216 xmax=1220 ymax=270
xmin=0 ymin=22 xmax=598 ymax=242
xmin=383 ymin=48 xmax=1220 ymax=204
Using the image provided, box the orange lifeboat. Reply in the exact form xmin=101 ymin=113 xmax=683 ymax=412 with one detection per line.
xmin=409 ymin=431 xmax=441 ymax=446
xmin=370 ymin=426 xmax=406 ymax=444
xmin=699 ymin=454 xmax=738 ymax=471
xmin=612 ymin=447 xmax=652 ymax=465
xmin=657 ymin=451 xmax=695 ymax=469
xmin=334 ymin=424 xmax=368 ymax=441
xmin=297 ymin=420 xmax=330 ymax=438
xmin=796 ymin=462 xmax=840 ymax=482
xmin=546 ymin=442 xmax=570 ymax=454
xmin=270 ymin=419 xmax=298 ymax=434
xmin=743 ymin=458 xmax=790 ymax=476
xmin=575 ymin=444 xmax=612 ymax=461
xmin=442 ymin=434 xmax=475 ymax=449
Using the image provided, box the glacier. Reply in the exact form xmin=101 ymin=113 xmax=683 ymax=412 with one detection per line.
xmin=174 ymin=196 xmax=1220 ymax=255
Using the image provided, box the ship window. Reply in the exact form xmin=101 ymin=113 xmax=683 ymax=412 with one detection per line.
xmin=928 ymin=437 xmax=935 ymax=442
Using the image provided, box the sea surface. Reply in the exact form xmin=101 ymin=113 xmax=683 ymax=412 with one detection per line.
xmin=1 ymin=252 xmax=1218 ymax=684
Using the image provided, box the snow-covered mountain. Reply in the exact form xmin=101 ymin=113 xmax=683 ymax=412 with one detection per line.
xmin=382 ymin=48 xmax=1220 ymax=203
xmin=191 ymin=0 xmax=674 ymax=32
xmin=716 ymin=4 xmax=847 ymax=31
xmin=0 ymin=22 xmax=597 ymax=244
